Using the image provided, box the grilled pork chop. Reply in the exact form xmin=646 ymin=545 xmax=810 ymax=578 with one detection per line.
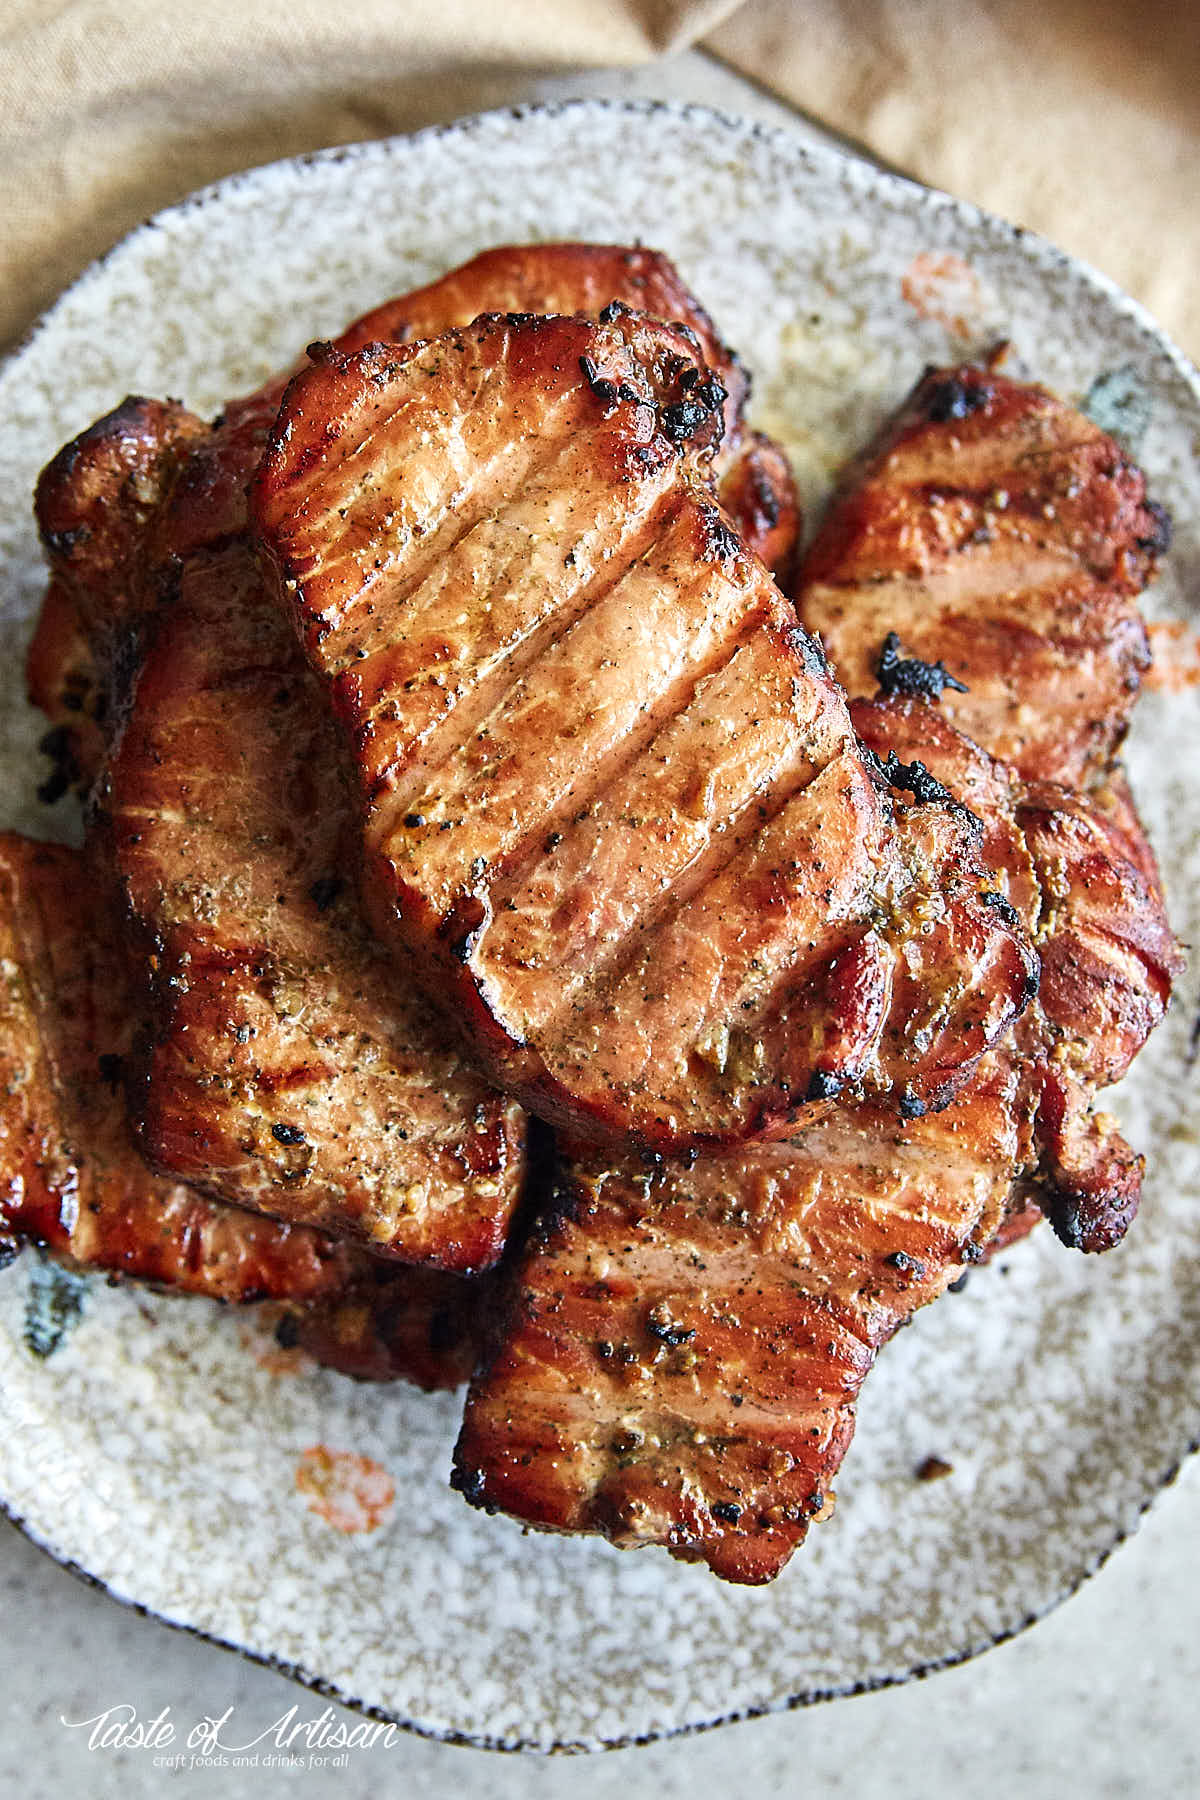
xmin=796 ymin=363 xmax=1167 ymax=787
xmin=0 ymin=835 xmax=357 ymax=1301
xmin=850 ymin=699 xmax=1181 ymax=1251
xmin=454 ymin=1055 xmax=1019 ymax=1584
xmin=0 ymin=832 xmax=489 ymax=1382
xmin=254 ymin=311 xmax=1036 ymax=1149
xmin=452 ymin=696 xmax=1176 ymax=1576
xmin=98 ymin=537 xmax=526 ymax=1269
xmin=224 ymin=242 xmax=797 ymax=581
xmin=29 ymin=244 xmax=800 ymax=809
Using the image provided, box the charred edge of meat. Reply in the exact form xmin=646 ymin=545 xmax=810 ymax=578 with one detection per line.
xmin=876 ymin=632 xmax=968 ymax=701
xmin=783 ymin=622 xmax=829 ymax=678
xmin=922 ymin=374 xmax=994 ymax=424
xmin=1036 ymin=1168 xmax=1141 ymax=1256
xmin=457 ymin=1116 xmax=561 ymax=1383
xmin=448 ymin=1461 xmax=496 ymax=1511
xmin=698 ymin=501 xmax=743 ymax=565
xmin=35 ymin=726 xmax=83 ymax=804
xmin=979 ymin=887 xmax=1023 ymax=933
xmin=805 ymin=1068 xmax=844 ymax=1102
xmin=308 ymin=874 xmax=342 ymax=912
xmin=1137 ymin=500 xmax=1173 ymax=556
xmin=438 ymin=893 xmax=491 ymax=966
xmin=860 ymin=744 xmax=984 ymax=838
xmin=0 ymin=1233 xmax=21 ymax=1271
xmin=660 ymin=369 xmax=728 ymax=446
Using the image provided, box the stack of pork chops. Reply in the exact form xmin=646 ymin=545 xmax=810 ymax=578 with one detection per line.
xmin=4 ymin=244 xmax=1180 ymax=1586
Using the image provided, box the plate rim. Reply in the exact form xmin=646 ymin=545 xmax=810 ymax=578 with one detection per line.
xmin=6 ymin=1439 xmax=1196 ymax=1755
xmin=2 ymin=94 xmax=1199 ymax=1754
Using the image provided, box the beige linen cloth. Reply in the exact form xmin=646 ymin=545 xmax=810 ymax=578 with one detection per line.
xmin=2 ymin=0 xmax=1196 ymax=356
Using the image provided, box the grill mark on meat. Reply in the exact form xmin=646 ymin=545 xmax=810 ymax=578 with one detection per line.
xmin=99 ymin=539 xmax=527 ymax=1269
xmin=355 ymin=484 xmax=689 ymax=811
xmin=380 ymin=508 xmax=780 ymax=920
xmin=796 ymin=364 xmax=1161 ymax=787
xmin=255 ymin=313 xmax=1035 ymax=1148
xmin=290 ymin=357 xmax=585 ymax=662
xmin=455 ymin=1056 xmax=1019 ymax=1583
xmin=481 ymin=627 xmax=836 ymax=1030
xmin=0 ymin=835 xmax=362 ymax=1303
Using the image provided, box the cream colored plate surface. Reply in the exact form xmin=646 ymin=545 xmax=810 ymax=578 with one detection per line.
xmin=0 ymin=101 xmax=1197 ymax=1752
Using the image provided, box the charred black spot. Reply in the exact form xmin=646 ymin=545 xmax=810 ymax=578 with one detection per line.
xmin=0 ymin=1235 xmax=21 ymax=1271
xmin=885 ymin=1249 xmax=926 ymax=1277
xmin=863 ymin=745 xmax=983 ymax=836
xmin=403 ymin=813 xmax=426 ymax=829
xmin=97 ymin=1052 xmax=124 ymax=1090
xmin=305 ymin=339 xmax=335 ymax=363
xmin=274 ymin=1311 xmax=301 ymax=1349
xmin=925 ymin=375 xmax=992 ymax=424
xmin=428 ymin=1307 xmax=458 ymax=1353
xmin=450 ymin=1463 xmax=494 ymax=1510
xmin=598 ymin=299 xmax=630 ymax=325
xmin=308 ymin=874 xmax=342 ymax=912
xmin=748 ymin=462 xmax=781 ymax=526
xmin=41 ymin=525 xmax=89 ymax=559
xmin=789 ymin=625 xmax=829 ymax=677
xmin=1137 ymin=500 xmax=1173 ymax=556
xmin=579 ymin=354 xmax=619 ymax=405
xmin=960 ymin=1238 xmax=986 ymax=1264
xmin=947 ymin=1270 xmax=971 ymax=1293
xmin=806 ymin=1068 xmax=843 ymax=1102
xmin=979 ymin=887 xmax=1023 ymax=931
xmin=876 ymin=631 xmax=969 ymax=701
xmin=661 ymin=374 xmax=727 ymax=445
xmin=711 ymin=1501 xmax=742 ymax=1525
xmin=698 ymin=502 xmax=741 ymax=564
xmin=899 ymin=1089 xmax=928 ymax=1120
xmin=271 ymin=1122 xmax=307 ymax=1146
xmin=645 ymin=1302 xmax=695 ymax=1348
xmin=36 ymin=725 xmax=82 ymax=804
xmin=438 ymin=893 xmax=489 ymax=965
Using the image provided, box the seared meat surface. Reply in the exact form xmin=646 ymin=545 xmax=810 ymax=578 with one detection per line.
xmin=851 ymin=699 xmax=1180 ymax=1250
xmin=224 ymin=241 xmax=796 ymax=576
xmin=25 ymin=577 xmax=107 ymax=800
xmin=35 ymin=395 xmax=207 ymax=661
xmin=452 ymin=693 xmax=1178 ymax=1576
xmin=0 ymin=835 xmax=358 ymax=1301
xmin=291 ymin=1263 xmax=488 ymax=1389
xmin=28 ymin=243 xmax=799 ymax=804
xmin=99 ymin=536 xmax=526 ymax=1269
xmin=454 ymin=1057 xmax=1019 ymax=1584
xmin=796 ymin=363 xmax=1165 ymax=787
xmin=254 ymin=311 xmax=1035 ymax=1149
xmin=0 ymin=832 xmax=487 ymax=1383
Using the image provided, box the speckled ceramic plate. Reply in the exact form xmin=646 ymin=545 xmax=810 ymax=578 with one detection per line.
xmin=1 ymin=101 xmax=1198 ymax=1753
